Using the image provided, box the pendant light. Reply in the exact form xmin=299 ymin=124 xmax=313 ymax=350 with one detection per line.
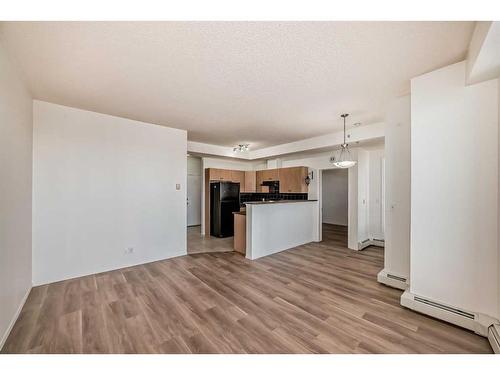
xmin=332 ymin=113 xmax=357 ymax=168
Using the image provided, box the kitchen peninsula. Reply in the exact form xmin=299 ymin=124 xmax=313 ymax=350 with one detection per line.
xmin=243 ymin=200 xmax=319 ymax=260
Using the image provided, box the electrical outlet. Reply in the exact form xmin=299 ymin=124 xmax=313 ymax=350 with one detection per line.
xmin=124 ymin=247 xmax=134 ymax=255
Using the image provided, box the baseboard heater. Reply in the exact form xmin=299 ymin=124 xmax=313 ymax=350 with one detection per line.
xmin=386 ymin=273 xmax=407 ymax=283
xmin=413 ymin=296 xmax=475 ymax=319
xmin=377 ymin=270 xmax=408 ymax=290
xmin=401 ymin=290 xmax=499 ymax=337
xmin=488 ymin=325 xmax=500 ymax=353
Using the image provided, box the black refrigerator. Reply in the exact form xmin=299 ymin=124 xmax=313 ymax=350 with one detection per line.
xmin=210 ymin=181 xmax=240 ymax=238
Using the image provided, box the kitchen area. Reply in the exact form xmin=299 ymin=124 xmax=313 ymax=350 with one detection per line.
xmin=203 ymin=166 xmax=320 ymax=260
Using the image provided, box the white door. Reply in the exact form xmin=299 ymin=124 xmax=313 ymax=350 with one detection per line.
xmin=187 ymin=174 xmax=201 ymax=226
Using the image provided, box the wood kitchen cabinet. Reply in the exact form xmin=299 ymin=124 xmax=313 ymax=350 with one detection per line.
xmin=233 ymin=212 xmax=246 ymax=254
xmin=207 ymin=167 xmax=307 ymax=193
xmin=208 ymin=168 xmax=247 ymax=188
xmin=279 ymin=166 xmax=308 ymax=193
xmin=243 ymin=171 xmax=256 ymax=192
xmin=230 ymin=170 xmax=245 ymax=186
xmin=261 ymin=168 xmax=279 ymax=181
xmin=256 ymin=168 xmax=279 ymax=191
xmin=208 ymin=168 xmax=232 ymax=181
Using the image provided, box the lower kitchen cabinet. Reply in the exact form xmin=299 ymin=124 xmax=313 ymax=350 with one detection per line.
xmin=233 ymin=212 xmax=246 ymax=254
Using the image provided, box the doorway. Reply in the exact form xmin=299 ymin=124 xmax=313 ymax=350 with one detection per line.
xmin=320 ymin=168 xmax=349 ymax=247
xmin=187 ymin=156 xmax=201 ymax=226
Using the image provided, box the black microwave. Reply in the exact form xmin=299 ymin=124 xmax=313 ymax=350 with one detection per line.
xmin=261 ymin=180 xmax=280 ymax=193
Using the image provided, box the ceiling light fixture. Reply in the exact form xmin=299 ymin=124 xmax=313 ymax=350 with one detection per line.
xmin=331 ymin=114 xmax=357 ymax=169
xmin=233 ymin=144 xmax=250 ymax=152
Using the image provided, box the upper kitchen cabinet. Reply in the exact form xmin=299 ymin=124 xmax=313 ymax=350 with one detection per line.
xmin=279 ymin=166 xmax=309 ymax=193
xmin=231 ymin=170 xmax=245 ymax=185
xmin=207 ymin=168 xmax=249 ymax=190
xmin=256 ymin=168 xmax=279 ymax=184
xmin=206 ymin=166 xmax=308 ymax=193
xmin=208 ymin=168 xmax=232 ymax=181
xmin=243 ymin=171 xmax=256 ymax=193
xmin=256 ymin=169 xmax=280 ymax=193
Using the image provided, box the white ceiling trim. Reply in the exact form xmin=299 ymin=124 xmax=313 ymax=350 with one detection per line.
xmin=188 ymin=121 xmax=385 ymax=160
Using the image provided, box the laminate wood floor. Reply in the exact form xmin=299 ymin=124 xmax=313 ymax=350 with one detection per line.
xmin=1 ymin=224 xmax=492 ymax=354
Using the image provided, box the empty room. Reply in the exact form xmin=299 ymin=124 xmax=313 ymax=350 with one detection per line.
xmin=1 ymin=1 xmax=500 ymax=372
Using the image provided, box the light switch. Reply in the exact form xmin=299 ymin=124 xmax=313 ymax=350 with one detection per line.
xmin=176 ymin=183 xmax=181 ymax=190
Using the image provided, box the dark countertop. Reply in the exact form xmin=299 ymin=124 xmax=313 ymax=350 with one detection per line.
xmin=233 ymin=211 xmax=246 ymax=215
xmin=244 ymin=200 xmax=318 ymax=205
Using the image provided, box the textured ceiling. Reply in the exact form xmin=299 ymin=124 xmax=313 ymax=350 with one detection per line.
xmin=0 ymin=21 xmax=474 ymax=149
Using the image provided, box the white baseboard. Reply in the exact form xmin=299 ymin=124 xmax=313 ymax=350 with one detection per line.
xmin=0 ymin=286 xmax=32 ymax=351
xmin=33 ymin=249 xmax=187 ymax=286
xmin=371 ymin=239 xmax=385 ymax=247
xmin=358 ymin=238 xmax=385 ymax=250
xmin=377 ymin=269 xmax=408 ymax=290
xmin=401 ymin=289 xmax=499 ymax=338
xmin=357 ymin=239 xmax=370 ymax=250
xmin=322 ymin=220 xmax=348 ymax=226
xmin=488 ymin=324 xmax=500 ymax=353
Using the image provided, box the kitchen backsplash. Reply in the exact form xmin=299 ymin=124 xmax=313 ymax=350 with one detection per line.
xmin=240 ymin=192 xmax=308 ymax=206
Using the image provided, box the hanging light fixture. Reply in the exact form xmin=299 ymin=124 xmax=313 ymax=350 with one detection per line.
xmin=331 ymin=113 xmax=357 ymax=168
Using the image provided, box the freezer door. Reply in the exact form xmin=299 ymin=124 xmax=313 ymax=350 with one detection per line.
xmin=220 ymin=182 xmax=240 ymax=200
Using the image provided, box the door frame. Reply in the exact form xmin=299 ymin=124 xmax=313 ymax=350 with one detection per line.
xmin=187 ymin=173 xmax=202 ymax=227
xmin=317 ymin=167 xmax=355 ymax=248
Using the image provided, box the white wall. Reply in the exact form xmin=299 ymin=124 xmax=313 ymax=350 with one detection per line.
xmin=347 ymin=164 xmax=359 ymax=250
xmin=383 ymin=95 xmax=411 ymax=280
xmin=353 ymin=147 xmax=385 ymax=247
xmin=33 ymin=101 xmax=187 ymax=285
xmin=0 ymin=42 xmax=33 ymax=349
xmin=411 ymin=61 xmax=498 ymax=318
xmin=321 ymin=169 xmax=348 ymax=226
xmin=357 ymin=149 xmax=370 ymax=243
xmin=368 ymin=149 xmax=385 ymax=240
xmin=187 ymin=155 xmax=202 ymax=176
